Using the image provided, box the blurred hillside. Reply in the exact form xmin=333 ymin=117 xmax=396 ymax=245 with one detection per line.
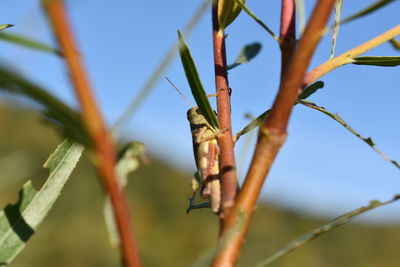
xmin=0 ymin=103 xmax=399 ymax=267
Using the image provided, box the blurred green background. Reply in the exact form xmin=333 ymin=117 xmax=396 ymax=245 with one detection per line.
xmin=0 ymin=103 xmax=399 ymax=267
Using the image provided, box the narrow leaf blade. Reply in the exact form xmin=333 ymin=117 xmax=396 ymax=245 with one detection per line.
xmin=352 ymin=56 xmax=400 ymax=67
xmin=0 ymin=67 xmax=89 ymax=145
xmin=0 ymin=139 xmax=84 ymax=265
xmin=0 ymin=32 xmax=61 ymax=55
xmin=232 ymin=0 xmax=279 ymax=41
xmin=178 ymin=31 xmax=219 ymax=129
xmin=253 ymin=195 xmax=400 ymax=267
xmin=234 ymin=81 xmax=324 ymax=141
xmin=389 ymin=39 xmax=400 ymax=50
xmin=339 ymin=0 xmax=396 ymax=25
xmin=0 ymin=24 xmax=14 ymax=31
xmin=299 ymin=100 xmax=400 ymax=169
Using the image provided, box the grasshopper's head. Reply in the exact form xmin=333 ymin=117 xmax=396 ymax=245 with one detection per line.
xmin=187 ymin=107 xmax=209 ymax=126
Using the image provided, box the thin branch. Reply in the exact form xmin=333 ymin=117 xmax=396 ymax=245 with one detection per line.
xmin=42 ymin=1 xmax=141 ymax=266
xmin=211 ymin=0 xmax=238 ymax=225
xmin=299 ymin=100 xmax=400 ymax=169
xmin=253 ymin=194 xmax=400 ymax=267
xmin=211 ymin=1 xmax=335 ymax=266
xmin=304 ymin=24 xmax=400 ymax=86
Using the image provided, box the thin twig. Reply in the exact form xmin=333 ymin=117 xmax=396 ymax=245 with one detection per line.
xmin=211 ymin=0 xmax=238 ymax=226
xmin=211 ymin=1 xmax=336 ymax=266
xmin=304 ymin=24 xmax=400 ymax=86
xmin=253 ymin=194 xmax=400 ymax=267
xmin=42 ymin=1 xmax=141 ymax=266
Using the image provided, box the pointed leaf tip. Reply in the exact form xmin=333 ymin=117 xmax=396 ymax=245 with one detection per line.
xmin=0 ymin=24 xmax=14 ymax=31
xmin=228 ymin=42 xmax=262 ymax=70
xmin=177 ymin=31 xmax=219 ymax=129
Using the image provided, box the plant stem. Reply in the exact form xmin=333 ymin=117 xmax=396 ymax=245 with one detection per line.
xmin=211 ymin=1 xmax=238 ymax=224
xmin=42 ymin=1 xmax=141 ymax=266
xmin=211 ymin=1 xmax=335 ymax=266
xmin=303 ymin=24 xmax=400 ymax=86
xmin=279 ymin=0 xmax=296 ymax=79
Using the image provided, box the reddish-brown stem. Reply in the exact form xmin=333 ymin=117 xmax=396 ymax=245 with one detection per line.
xmin=212 ymin=1 xmax=238 ymax=225
xmin=211 ymin=1 xmax=335 ymax=266
xmin=42 ymin=1 xmax=141 ymax=266
xmin=279 ymin=0 xmax=296 ymax=79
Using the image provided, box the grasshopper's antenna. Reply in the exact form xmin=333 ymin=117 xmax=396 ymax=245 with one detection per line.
xmin=165 ymin=77 xmax=194 ymax=108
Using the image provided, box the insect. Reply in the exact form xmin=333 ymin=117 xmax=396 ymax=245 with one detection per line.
xmin=187 ymin=107 xmax=221 ymax=213
xmin=166 ymin=77 xmax=221 ymax=213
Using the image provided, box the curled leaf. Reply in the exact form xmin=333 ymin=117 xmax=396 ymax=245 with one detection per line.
xmin=218 ymin=0 xmax=246 ymax=30
xmin=228 ymin=42 xmax=262 ymax=70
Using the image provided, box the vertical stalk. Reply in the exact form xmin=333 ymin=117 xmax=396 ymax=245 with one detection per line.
xmin=212 ymin=1 xmax=238 ymax=224
xmin=279 ymin=0 xmax=296 ymax=79
xmin=212 ymin=1 xmax=335 ymax=266
xmin=42 ymin=1 xmax=141 ymax=266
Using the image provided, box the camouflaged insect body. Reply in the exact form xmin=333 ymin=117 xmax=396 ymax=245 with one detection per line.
xmin=187 ymin=107 xmax=221 ymax=213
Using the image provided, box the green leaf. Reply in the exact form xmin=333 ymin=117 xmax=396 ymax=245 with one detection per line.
xmin=339 ymin=0 xmax=396 ymax=25
xmin=0 ymin=139 xmax=84 ymax=265
xmin=253 ymin=195 xmax=400 ymax=267
xmin=103 ymin=142 xmax=146 ymax=247
xmin=389 ymin=39 xmax=400 ymax=50
xmin=218 ymin=0 xmax=246 ymax=30
xmin=0 ymin=32 xmax=61 ymax=55
xmin=297 ymin=81 xmax=324 ymax=100
xmin=232 ymin=0 xmax=279 ymax=42
xmin=178 ymin=31 xmax=219 ymax=130
xmin=330 ymin=0 xmax=343 ymax=59
xmin=227 ymin=42 xmax=262 ymax=70
xmin=0 ymin=24 xmax=13 ymax=31
xmin=234 ymin=81 xmax=324 ymax=142
xmin=351 ymin=56 xmax=400 ymax=67
xmin=299 ymin=100 xmax=400 ymax=169
xmin=0 ymin=67 xmax=89 ymax=146
xmin=111 ymin=0 xmax=210 ymax=132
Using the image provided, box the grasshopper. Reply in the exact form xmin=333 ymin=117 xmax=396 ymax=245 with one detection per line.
xmin=166 ymin=77 xmax=221 ymax=213
xmin=187 ymin=107 xmax=221 ymax=213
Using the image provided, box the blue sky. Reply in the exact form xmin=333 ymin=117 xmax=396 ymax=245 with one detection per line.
xmin=0 ymin=0 xmax=399 ymax=223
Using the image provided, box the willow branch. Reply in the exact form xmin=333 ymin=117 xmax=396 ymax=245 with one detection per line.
xmin=212 ymin=1 xmax=238 ymax=224
xmin=279 ymin=0 xmax=296 ymax=79
xmin=211 ymin=1 xmax=336 ymax=266
xmin=304 ymin=24 xmax=400 ymax=86
xmin=42 ymin=1 xmax=141 ymax=266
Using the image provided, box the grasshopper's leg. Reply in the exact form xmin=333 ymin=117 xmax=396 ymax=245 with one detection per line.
xmin=197 ymin=137 xmax=221 ymax=213
xmin=186 ymin=191 xmax=211 ymax=214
